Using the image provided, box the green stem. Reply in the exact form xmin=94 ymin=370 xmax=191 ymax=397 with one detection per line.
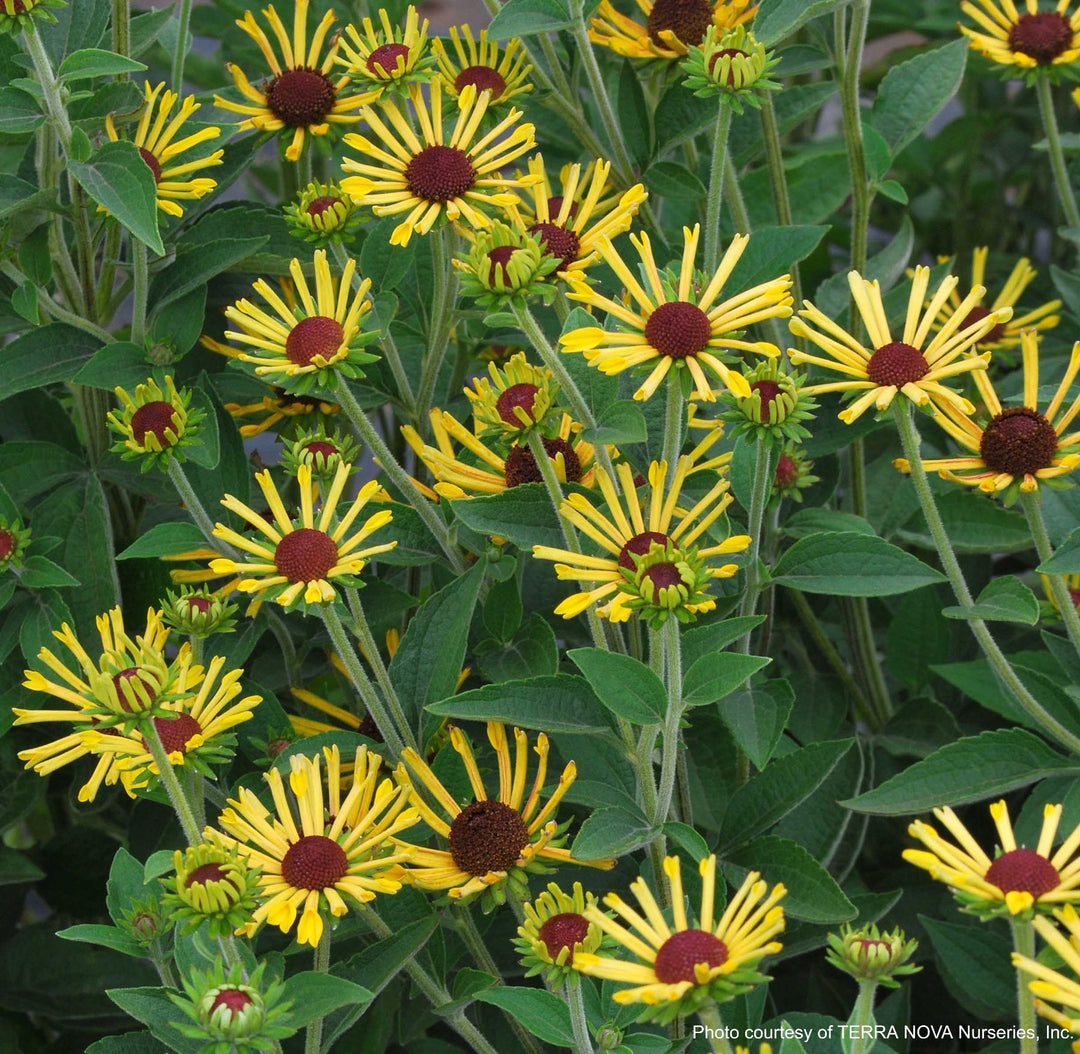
xmin=96 ymin=225 xmax=122 ymax=323
xmin=837 ymin=0 xmax=871 ymax=278
xmin=321 ymin=604 xmax=411 ymax=756
xmin=1036 ymin=73 xmax=1080 ymax=230
xmin=724 ymin=156 xmax=750 ymax=234
xmin=130 ymin=239 xmax=149 ymax=345
xmin=703 ymin=105 xmax=734 ymax=272
xmin=23 ymin=24 xmax=73 ymax=150
xmin=216 ymin=933 xmax=243 ymax=970
xmin=759 ymin=93 xmax=802 ymax=311
xmin=171 ymin=0 xmax=192 ymax=86
xmin=895 ymin=401 xmax=1080 ymax=752
xmin=1011 ymin=919 xmax=1039 ymax=1054
xmin=849 ymin=981 xmax=878 ymax=1054
xmin=642 ymin=627 xmax=669 ymax=897
xmin=696 ymin=1001 xmax=735 ymax=1054
xmin=659 ymin=370 xmax=685 ymax=487
xmin=654 ymin=616 xmax=684 ymax=823
xmin=415 ymin=226 xmax=458 ymax=427
xmin=1022 ymin=491 xmax=1080 ymax=655
xmin=166 ymin=459 xmax=233 ymax=555
xmin=735 ymin=440 xmax=773 ymax=633
xmin=566 ymin=982 xmax=594 ymax=1054
xmin=304 ymin=925 xmax=332 ymax=1054
xmin=142 ymin=716 xmax=202 ymax=845
xmin=111 ymin=0 xmax=130 ymax=59
xmin=334 ymin=381 xmax=467 ymax=573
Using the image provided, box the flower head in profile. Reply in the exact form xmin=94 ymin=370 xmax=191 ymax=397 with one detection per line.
xmin=161 ymin=586 xmax=238 ymax=638
xmin=1013 ymin=904 xmax=1080 ymax=1033
xmin=960 ymin=0 xmax=1080 ymax=81
xmin=335 ymin=5 xmax=436 ymax=93
xmin=464 ymin=352 xmax=561 ymax=441
xmin=589 ymin=0 xmax=756 ymax=61
xmin=574 ymin=855 xmax=786 ymax=1023
xmin=209 ymin=744 xmax=418 ymax=947
xmin=394 ymin=722 xmax=614 ymax=906
xmin=826 ymin=922 xmax=920 ymax=987
xmin=163 ymin=842 xmax=262 ymax=938
xmin=789 ymin=267 xmax=1011 ymax=423
xmin=562 ymin=225 xmax=791 ymax=402
xmin=895 ymin=332 xmax=1080 ymax=501
xmin=224 ymin=250 xmax=379 ymax=393
xmin=434 ymin=25 xmax=533 ymax=107
xmin=206 ymin=462 xmax=396 ymax=609
xmin=284 ymin=180 xmax=364 ymax=245
xmin=107 ymin=82 xmax=223 ymax=216
xmin=681 ymin=24 xmax=781 ymax=109
xmin=514 ymin=881 xmax=607 ymax=987
xmin=215 ymin=0 xmax=375 ymax=160
xmin=904 ymin=798 xmax=1080 ymax=918
xmin=108 ymin=376 xmax=205 ymax=470
xmin=340 ymin=80 xmax=538 ymax=246
xmin=455 ymin=222 xmax=561 ymax=309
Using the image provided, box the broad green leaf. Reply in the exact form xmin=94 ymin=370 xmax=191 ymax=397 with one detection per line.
xmin=886 ymin=586 xmax=949 ymax=692
xmin=107 ymin=987 xmax=205 ymax=1053
xmin=782 ymin=509 xmax=875 ymax=539
xmin=754 ymin=0 xmax=847 ymax=44
xmin=86 ymin=1033 xmax=161 ymax=1053
xmin=15 ymin=555 xmax=78 ymax=588
xmin=149 ymin=283 xmax=207 ymax=357
xmin=106 ymin=847 xmax=156 ymax=925
xmin=474 ymin=611 xmax=559 ymax=683
xmin=581 ymin=400 xmax=647 ymax=446
xmin=117 ymin=521 xmax=206 ymax=559
xmin=487 ymin=0 xmax=572 ymax=37
xmin=920 ymin=917 xmax=1014 ymax=1021
xmin=572 ymin=806 xmax=656 ymax=859
xmin=280 ymin=972 xmax=372 ymax=1027
xmin=0 ymin=174 xmax=54 ymax=219
xmin=0 ymin=87 xmax=44 ymax=133
xmin=942 ymin=575 xmax=1040 ymax=625
xmin=716 ymin=679 xmax=795 ymax=769
xmin=843 ymin=729 xmax=1077 ymax=815
xmin=148 ymin=236 xmax=268 ymax=308
xmin=0 ymin=846 xmax=45 ymax=885
xmin=476 ymin=988 xmax=573 ymax=1046
xmin=569 ymin=647 xmax=666 ymax=724
xmin=1037 ymin=527 xmax=1080 ymax=574
xmin=643 ymin=161 xmax=705 ymax=201
xmin=664 ymin=821 xmax=710 ymax=859
xmin=895 ymin=488 xmax=1032 ymax=555
xmin=683 ymin=652 xmax=772 ymax=706
xmin=0 ymin=324 xmax=102 ymax=401
xmin=877 ymin=696 xmax=961 ymax=760
xmin=70 ymin=141 xmax=164 ymax=254
xmin=681 ymin=615 xmax=764 ymax=669
xmin=449 ymin=484 xmax=562 ymax=549
xmin=19 ymin=589 xmax=75 ymax=670
xmin=771 ymin=531 xmax=946 ymax=596
xmin=483 ymin=570 xmax=522 ymax=641
xmin=718 ymin=740 xmax=853 ymax=852
xmin=427 ymin=675 xmax=612 ymax=734
xmin=616 ymin=58 xmax=651 ymax=167
xmin=73 ymin=341 xmax=156 ymax=391
xmin=58 ymin=48 xmax=147 ymax=81
xmin=725 ymin=225 xmax=829 ymax=296
xmin=745 ymin=151 xmax=851 ymax=228
xmin=56 ymin=924 xmax=142 ymax=957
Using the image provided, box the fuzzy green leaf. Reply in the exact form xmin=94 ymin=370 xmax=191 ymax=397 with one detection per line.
xmin=487 ymin=0 xmax=572 ymax=37
xmin=0 ymin=324 xmax=103 ymax=402
xmin=683 ymin=652 xmax=772 ymax=706
xmin=571 ymin=806 xmax=656 ymax=859
xmin=117 ymin=521 xmax=206 ymax=559
xmin=476 ymin=988 xmax=574 ymax=1046
xmin=1037 ymin=526 xmax=1080 ymax=574
xmin=449 ymin=485 xmax=562 ymax=550
xmin=942 ymin=576 xmax=1040 ymax=625
xmin=569 ymin=647 xmax=666 ymax=724
xmin=58 ymin=48 xmax=147 ymax=81
xmin=70 ymin=141 xmax=164 ymax=254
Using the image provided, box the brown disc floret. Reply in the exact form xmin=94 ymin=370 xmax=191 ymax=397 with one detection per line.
xmin=281 ymin=834 xmax=349 ymax=889
xmin=266 ymin=68 xmax=337 ymax=127
xmin=979 ymin=407 xmax=1059 ymax=477
xmin=652 ymin=929 xmax=728 ymax=983
xmin=448 ymin=799 xmax=530 ymax=874
xmin=405 ymin=145 xmax=476 ymax=203
xmin=865 ymin=341 xmax=929 ymax=387
xmin=1009 ymin=12 xmax=1073 ymax=64
xmin=645 ymin=301 xmax=713 ymax=359
xmin=285 ymin=316 xmax=345 ymax=366
xmin=274 ymin=528 xmax=339 ymax=582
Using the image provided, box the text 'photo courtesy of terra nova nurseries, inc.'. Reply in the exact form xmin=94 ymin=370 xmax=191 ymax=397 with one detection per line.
xmin=12 ymin=0 xmax=1080 ymax=1051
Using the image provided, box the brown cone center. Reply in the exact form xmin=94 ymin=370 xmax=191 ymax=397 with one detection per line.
xmin=643 ymin=561 xmax=683 ymax=596
xmin=528 ymin=222 xmax=581 ymax=271
xmin=281 ymin=834 xmax=349 ymax=889
xmin=143 ymin=712 xmax=202 ymax=754
xmin=367 ymin=42 xmax=409 ymax=75
xmin=306 ymin=194 xmax=342 ymax=217
xmin=304 ymin=440 xmax=339 ymax=459
xmin=865 ymin=341 xmax=929 ymax=387
xmin=405 ymin=145 xmax=476 ymax=203
xmin=959 ymin=304 xmax=1007 ymax=346
xmin=749 ymin=379 xmax=782 ymax=421
xmin=274 ymin=528 xmax=339 ymax=583
xmin=985 ymin=847 xmax=1061 ymax=898
xmin=266 ymin=68 xmax=336 ymax=127
xmin=645 ymin=301 xmax=713 ymax=359
xmin=618 ymin=531 xmax=669 ymax=570
xmin=646 ymin=0 xmax=714 ymax=46
xmin=653 ymin=928 xmax=728 ymax=983
xmin=210 ymin=989 xmax=253 ymax=1016
xmin=131 ymin=401 xmax=179 ymax=446
xmin=448 ymin=799 xmax=530 ymax=875
xmin=775 ymin=453 xmax=799 ymax=488
xmin=708 ymin=47 xmax=748 ymax=85
xmin=286 ymin=315 xmax=345 ymax=366
xmin=187 ymin=862 xmax=229 ymax=886
xmin=486 ymin=244 xmax=517 ymax=286
xmin=538 ymin=912 xmax=590 ymax=961
xmin=1009 ymin=12 xmax=1073 ymax=63
xmin=0 ymin=530 xmax=13 ymax=560
xmin=496 ymin=382 xmax=540 ymax=425
xmin=979 ymin=407 xmax=1058 ymax=477
xmin=503 ymin=438 xmax=582 ymax=487
xmin=111 ymin=667 xmax=158 ymax=712
xmin=455 ymin=64 xmax=507 ymax=98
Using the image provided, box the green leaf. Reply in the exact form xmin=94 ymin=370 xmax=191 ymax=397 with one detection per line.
xmin=572 ymin=806 xmax=656 ymax=860
xmin=449 ymin=485 xmax=562 ymax=549
xmin=782 ymin=509 xmax=876 ymax=539
xmin=863 ymin=125 xmax=892 ymax=182
xmin=474 ymin=612 xmax=559 ymax=682
xmin=754 ymin=0 xmax=847 ymax=44
xmin=886 ymin=586 xmax=949 ymax=692
xmin=843 ymin=729 xmax=1077 ymax=815
xmin=148 ymin=237 xmax=269 ymax=309
xmin=107 ymin=987 xmax=203 ymax=1054
xmin=19 ymin=589 xmax=75 ymax=670
xmin=476 ymin=988 xmax=573 ymax=1046
xmin=716 ymin=679 xmax=795 ymax=769
xmin=728 ymin=836 xmax=856 ymax=923
xmin=942 ymin=575 xmax=1040 ymax=625
xmin=149 ymin=283 xmax=207 ymax=357
xmin=771 ymin=531 xmax=946 ymax=596
xmin=70 ymin=141 xmax=164 ymax=255
xmin=870 ymin=39 xmax=968 ymax=155
xmin=1037 ymin=527 xmax=1080 ymax=574
xmin=877 ymin=697 xmax=962 ymax=760
xmin=878 ymin=179 xmax=908 ymax=204
xmin=15 ymin=555 xmax=79 ymax=588
xmin=58 ymin=48 xmax=147 ymax=81
xmin=581 ymin=400 xmax=647 ymax=446
xmin=616 ymin=59 xmax=652 ymax=167
xmin=0 ymin=174 xmax=55 ymax=220
xmin=568 ymin=647 xmax=666 ymax=724
xmin=86 ymin=1033 xmax=161 ymax=1054
xmin=0 ymin=846 xmax=45 ymax=885
xmin=116 ymin=521 xmax=206 ymax=559
xmin=427 ymin=675 xmax=612 ymax=734
xmin=72 ymin=340 xmax=155 ymax=391
xmin=643 ymin=161 xmax=705 ymax=201
xmin=718 ymin=740 xmax=853 ymax=852
xmin=0 ymin=87 xmax=44 ymax=133
xmin=281 ymin=972 xmax=372 ymax=1027
xmin=483 ymin=570 xmax=522 ymax=641
xmin=56 ymin=924 xmax=143 ymax=958
xmin=894 ymin=489 xmax=1033 ymax=555
xmin=680 ymin=615 xmax=765 ymax=669
xmin=920 ymin=917 xmax=1014 ymax=1021
xmin=487 ymin=0 xmax=572 ymax=37
xmin=0 ymin=324 xmax=103 ymax=401
xmin=106 ymin=847 xmax=155 ymax=925
xmin=683 ymin=652 xmax=772 ymax=706
xmin=725 ymin=225 xmax=829 ymax=297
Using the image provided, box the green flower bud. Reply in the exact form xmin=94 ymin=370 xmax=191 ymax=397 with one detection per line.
xmin=0 ymin=518 xmax=31 ymax=573
xmin=161 ymin=587 xmax=238 ymax=638
xmin=279 ymin=426 xmax=361 ymax=480
xmin=681 ymin=25 xmax=781 ymax=112
xmin=284 ymin=180 xmax=364 ymax=246
xmin=826 ymin=923 xmax=920 ymax=988
xmin=455 ymin=223 xmax=560 ymax=309
xmin=162 ymin=842 xmax=261 ymax=938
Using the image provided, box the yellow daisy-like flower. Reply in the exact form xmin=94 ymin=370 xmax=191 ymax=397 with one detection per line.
xmin=206 ymin=461 xmax=397 ymax=608
xmin=107 ymin=82 xmax=223 ymax=217
xmin=894 ymin=331 xmax=1080 ymax=496
xmin=340 ymin=79 xmax=539 ymax=247
xmin=434 ymin=25 xmax=533 ymax=107
xmin=209 ymin=744 xmax=418 ymax=947
xmin=336 ymin=5 xmax=434 ymax=92
xmin=561 ymin=225 xmax=792 ymax=402
xmin=403 ymin=410 xmax=599 ymax=499
xmin=1014 ymin=905 xmax=1080 ymax=1034
xmin=575 ymin=855 xmax=785 ymax=1022
xmin=589 ymin=0 xmax=756 ymax=60
xmin=904 ymin=798 xmax=1080 ymax=917
xmin=533 ymin=454 xmax=748 ymax=621
xmin=503 ymin=155 xmax=648 ymax=277
xmin=214 ymin=0 xmax=375 ymax=161
xmin=788 ymin=266 xmax=1012 ymax=424
xmin=464 ymin=351 xmax=560 ymax=439
xmin=960 ymin=0 xmax=1080 ymax=72
xmin=932 ymin=247 xmax=1060 ymax=352
xmin=394 ymin=721 xmax=614 ymax=902
xmin=223 ymin=249 xmax=376 ymax=392
xmin=514 ymin=881 xmax=607 ymax=987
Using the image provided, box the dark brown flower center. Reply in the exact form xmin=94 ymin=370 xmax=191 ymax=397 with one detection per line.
xmin=653 ymin=928 xmax=728 ymax=983
xmin=503 ymin=438 xmax=582 ymax=487
xmin=979 ymin=407 xmax=1058 ymax=477
xmin=643 ymin=561 xmax=684 ymax=597
xmin=645 ymin=301 xmax=713 ymax=359
xmin=527 ymin=222 xmax=581 ymax=271
xmin=547 ymin=196 xmax=578 ymax=221
xmin=306 ymin=194 xmax=342 ymax=217
xmin=496 ymin=382 xmax=540 ymax=425
xmin=856 ymin=938 xmax=890 ymax=954
xmin=1009 ymin=12 xmax=1073 ymax=64
xmin=281 ymin=834 xmax=349 ymax=889
xmin=274 ymin=528 xmax=339 ymax=582
xmin=646 ymin=0 xmax=714 ymax=46
xmin=366 ymin=42 xmax=409 ymax=75
xmin=304 ymin=440 xmax=339 ymax=460
xmin=285 ymin=315 xmax=345 ymax=366
xmin=486 ymin=244 xmax=517 ymax=286
xmin=187 ymin=862 xmax=229 ymax=886
xmin=775 ymin=454 xmax=799 ymax=488
xmin=749 ymin=379 xmax=782 ymax=421
xmin=186 ymin=595 xmax=213 ymax=613
xmin=144 ymin=712 xmax=202 ymax=754
xmin=265 ymin=68 xmax=336 ymax=127
xmin=210 ymin=989 xmax=253 ymax=1016
xmin=405 ymin=145 xmax=476 ymax=203
xmin=618 ymin=531 xmax=669 ymax=570
xmin=865 ymin=341 xmax=929 ymax=387
xmin=538 ymin=912 xmax=590 ymax=961
xmin=455 ymin=64 xmax=507 ymax=98
xmin=708 ymin=47 xmax=747 ymax=84
xmin=131 ymin=401 xmax=179 ymax=446
xmin=985 ymin=847 xmax=1061 ymax=898
xmin=112 ymin=667 xmax=158 ymax=712
xmin=0 ymin=530 xmax=13 ymax=560
xmin=137 ymin=146 xmax=162 ymax=183
xmin=959 ymin=304 xmax=1007 ymax=346
xmin=448 ymin=799 xmax=530 ymax=875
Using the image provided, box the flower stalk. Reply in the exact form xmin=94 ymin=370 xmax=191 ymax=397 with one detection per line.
xmin=566 ymin=981 xmax=593 ymax=1054
xmin=304 ymin=926 xmax=333 ymax=1054
xmin=848 ymin=980 xmax=878 ymax=1054
xmin=141 ymin=715 xmax=203 ymax=846
xmin=1036 ymin=73 xmax=1080 ymax=231
xmin=1011 ymin=919 xmax=1038 ymax=1054
xmin=703 ymin=105 xmax=734 ymax=273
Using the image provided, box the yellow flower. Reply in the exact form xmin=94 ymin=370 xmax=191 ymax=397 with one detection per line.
xmin=107 ymin=375 xmax=204 ymax=469
xmin=514 ymin=881 xmax=607 ymax=986
xmin=106 ymin=82 xmax=222 ymax=217
xmin=340 ymin=79 xmax=538 ymax=246
xmin=561 ymin=225 xmax=792 ymax=402
xmin=464 ymin=351 xmax=560 ymax=439
xmin=208 ymin=744 xmax=418 ymax=947
xmin=223 ymin=249 xmax=376 ymax=391
xmin=960 ymin=0 xmax=1080 ymax=73
xmin=335 ymin=5 xmax=435 ymax=92
xmin=394 ymin=722 xmax=613 ymax=903
xmin=904 ymin=798 xmax=1080 ymax=917
xmin=206 ymin=461 xmax=397 ymax=608
xmin=532 ymin=453 xmax=749 ymax=621
xmin=589 ymin=0 xmax=756 ymax=60
xmin=1014 ymin=905 xmax=1080 ymax=1033
xmin=434 ymin=25 xmax=533 ymax=106
xmin=214 ymin=0 xmax=375 ymax=161
xmin=502 ymin=155 xmax=648 ymax=277
xmin=403 ymin=410 xmax=599 ymax=499
xmin=575 ymin=855 xmax=785 ymax=1022
xmin=788 ymin=266 xmax=1012 ymax=423
xmin=894 ymin=331 xmax=1080 ymax=497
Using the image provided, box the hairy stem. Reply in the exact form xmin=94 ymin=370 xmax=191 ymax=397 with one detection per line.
xmin=142 ymin=716 xmax=203 ymax=845
xmin=704 ymin=105 xmax=734 ymax=273
xmin=849 ymin=981 xmax=878 ymax=1054
xmin=1036 ymin=73 xmax=1080 ymax=230
xmin=304 ymin=926 xmax=333 ymax=1054
xmin=566 ymin=982 xmax=594 ymax=1054
xmin=1011 ymin=919 xmax=1038 ymax=1054
xmin=415 ymin=226 xmax=459 ymax=427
